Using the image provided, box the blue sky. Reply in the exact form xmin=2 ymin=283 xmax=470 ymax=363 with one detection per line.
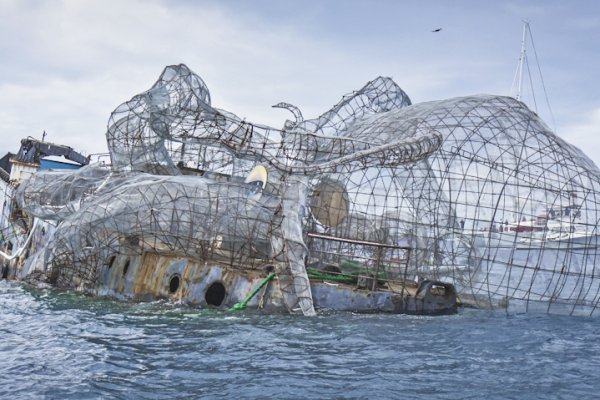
xmin=1 ymin=0 xmax=599 ymax=164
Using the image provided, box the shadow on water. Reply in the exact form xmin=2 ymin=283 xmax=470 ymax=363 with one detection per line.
xmin=1 ymin=280 xmax=599 ymax=400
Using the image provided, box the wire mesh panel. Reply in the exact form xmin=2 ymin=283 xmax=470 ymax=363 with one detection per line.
xmin=14 ymin=63 xmax=600 ymax=316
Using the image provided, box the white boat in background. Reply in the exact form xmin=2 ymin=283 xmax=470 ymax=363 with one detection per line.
xmin=517 ymin=219 xmax=599 ymax=250
xmin=470 ymin=201 xmax=599 ymax=251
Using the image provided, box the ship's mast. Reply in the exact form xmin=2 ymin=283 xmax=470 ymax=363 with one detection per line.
xmin=515 ymin=20 xmax=528 ymax=101
xmin=510 ymin=20 xmax=557 ymax=132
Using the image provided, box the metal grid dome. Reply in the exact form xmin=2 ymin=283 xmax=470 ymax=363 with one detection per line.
xmin=15 ymin=64 xmax=600 ymax=316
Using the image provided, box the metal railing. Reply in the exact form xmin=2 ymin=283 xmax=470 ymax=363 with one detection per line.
xmin=306 ymin=232 xmax=412 ymax=291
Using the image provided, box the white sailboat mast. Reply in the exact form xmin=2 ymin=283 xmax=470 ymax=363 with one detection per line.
xmin=515 ymin=21 xmax=528 ymax=101
xmin=510 ymin=20 xmax=557 ymax=132
xmin=511 ymin=20 xmax=529 ymax=101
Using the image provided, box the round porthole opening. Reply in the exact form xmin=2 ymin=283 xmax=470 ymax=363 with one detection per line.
xmin=205 ymin=282 xmax=226 ymax=306
xmin=169 ymin=274 xmax=181 ymax=294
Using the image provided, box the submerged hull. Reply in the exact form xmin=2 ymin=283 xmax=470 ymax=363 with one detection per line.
xmin=3 ymin=236 xmax=457 ymax=315
xmin=98 ymin=253 xmax=456 ymax=314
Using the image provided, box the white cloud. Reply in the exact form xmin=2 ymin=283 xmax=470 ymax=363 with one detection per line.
xmin=0 ymin=0 xmax=461 ymax=156
xmin=0 ymin=0 xmax=311 ymax=154
xmin=0 ymin=0 xmax=599 ymax=173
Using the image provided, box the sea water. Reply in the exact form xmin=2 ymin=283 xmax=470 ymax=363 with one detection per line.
xmin=0 ymin=280 xmax=598 ymax=400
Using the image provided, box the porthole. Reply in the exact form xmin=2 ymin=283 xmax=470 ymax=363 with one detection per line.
xmin=205 ymin=282 xmax=226 ymax=306
xmin=169 ymin=274 xmax=181 ymax=294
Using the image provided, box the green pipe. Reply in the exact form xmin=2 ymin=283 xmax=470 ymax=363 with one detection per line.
xmin=231 ymin=272 xmax=276 ymax=311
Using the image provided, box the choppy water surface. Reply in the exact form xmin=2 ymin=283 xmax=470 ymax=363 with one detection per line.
xmin=0 ymin=280 xmax=599 ymax=399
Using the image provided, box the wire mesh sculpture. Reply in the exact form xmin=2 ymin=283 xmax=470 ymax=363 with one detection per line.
xmin=16 ymin=64 xmax=600 ymax=316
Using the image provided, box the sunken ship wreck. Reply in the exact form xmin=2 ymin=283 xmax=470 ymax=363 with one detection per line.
xmin=2 ymin=64 xmax=600 ymax=316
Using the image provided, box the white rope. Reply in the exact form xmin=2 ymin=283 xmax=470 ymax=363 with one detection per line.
xmin=0 ymin=219 xmax=39 ymax=261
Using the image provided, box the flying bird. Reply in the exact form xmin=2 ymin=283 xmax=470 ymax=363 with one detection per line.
xmin=431 ymin=28 xmax=442 ymax=32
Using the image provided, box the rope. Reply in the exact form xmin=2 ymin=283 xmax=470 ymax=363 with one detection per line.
xmin=526 ymin=23 xmax=557 ymax=133
xmin=306 ymin=267 xmax=388 ymax=284
xmin=306 ymin=267 xmax=357 ymax=283
xmin=0 ymin=219 xmax=39 ymax=261
xmin=230 ymin=272 xmax=276 ymax=311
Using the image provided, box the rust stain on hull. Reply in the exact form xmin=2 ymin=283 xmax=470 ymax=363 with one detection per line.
xmin=94 ymin=252 xmax=456 ymax=314
xmin=98 ymin=252 xmax=284 ymax=309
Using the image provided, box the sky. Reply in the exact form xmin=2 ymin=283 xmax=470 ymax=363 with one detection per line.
xmin=1 ymin=0 xmax=599 ymax=165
